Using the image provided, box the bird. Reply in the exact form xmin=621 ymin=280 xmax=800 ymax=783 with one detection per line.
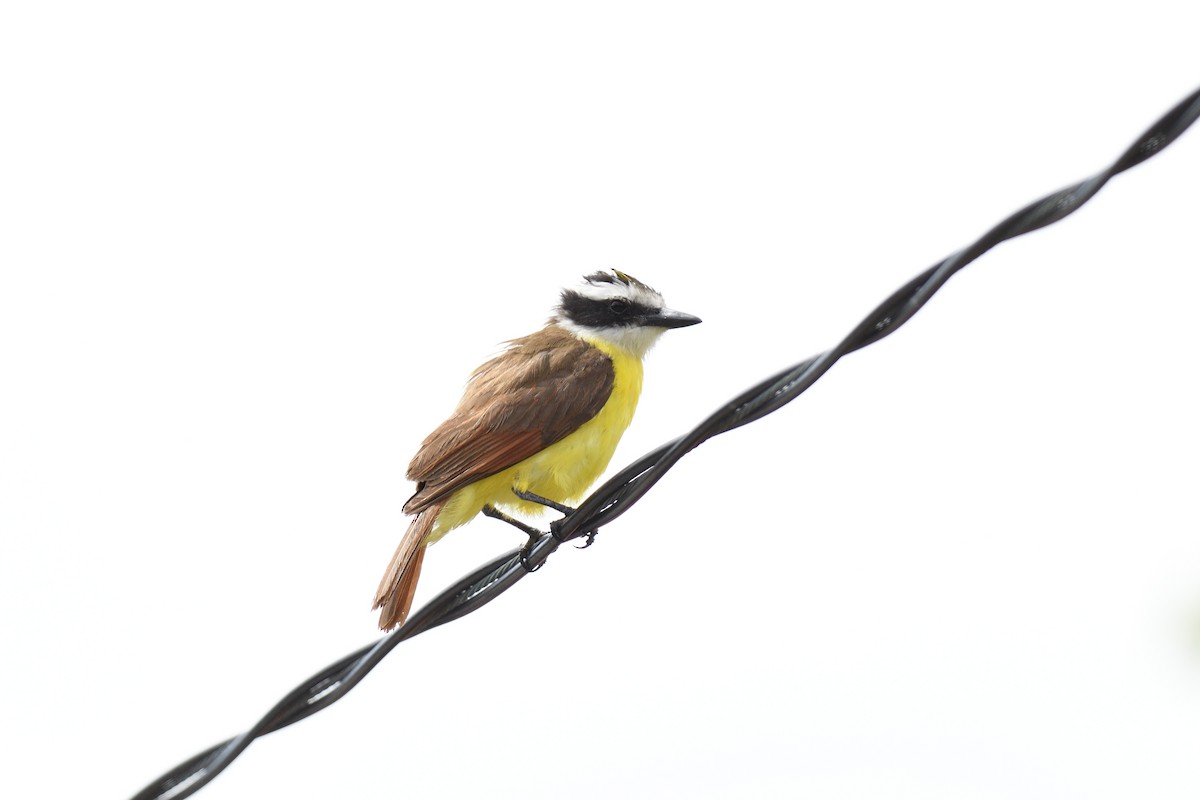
xmin=373 ymin=270 xmax=701 ymax=630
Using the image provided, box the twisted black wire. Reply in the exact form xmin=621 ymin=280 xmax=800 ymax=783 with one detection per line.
xmin=131 ymin=85 xmax=1200 ymax=800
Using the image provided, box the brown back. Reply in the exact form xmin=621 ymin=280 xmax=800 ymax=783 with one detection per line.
xmin=403 ymin=325 xmax=614 ymax=514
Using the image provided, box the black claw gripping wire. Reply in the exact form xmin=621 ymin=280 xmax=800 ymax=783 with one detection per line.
xmin=130 ymin=86 xmax=1200 ymax=800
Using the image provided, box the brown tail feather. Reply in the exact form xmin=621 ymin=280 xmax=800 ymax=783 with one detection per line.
xmin=373 ymin=504 xmax=441 ymax=630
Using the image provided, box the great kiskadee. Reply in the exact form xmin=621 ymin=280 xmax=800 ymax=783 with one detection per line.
xmin=373 ymin=270 xmax=700 ymax=630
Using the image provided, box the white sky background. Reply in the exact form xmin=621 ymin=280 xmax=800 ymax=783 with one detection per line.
xmin=2 ymin=3 xmax=1199 ymax=799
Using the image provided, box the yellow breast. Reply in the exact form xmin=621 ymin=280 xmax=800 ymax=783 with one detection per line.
xmin=430 ymin=337 xmax=643 ymax=539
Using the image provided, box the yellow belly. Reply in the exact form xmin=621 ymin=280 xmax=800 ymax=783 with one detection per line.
xmin=429 ymin=338 xmax=643 ymax=541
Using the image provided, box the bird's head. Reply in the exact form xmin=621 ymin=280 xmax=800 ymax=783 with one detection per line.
xmin=553 ymin=270 xmax=701 ymax=357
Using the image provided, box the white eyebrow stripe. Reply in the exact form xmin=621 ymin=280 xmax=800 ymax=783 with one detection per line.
xmin=571 ymin=278 xmax=663 ymax=308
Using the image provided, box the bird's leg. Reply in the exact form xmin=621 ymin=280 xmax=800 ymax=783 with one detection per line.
xmin=512 ymin=488 xmax=575 ymax=515
xmin=482 ymin=504 xmax=547 ymax=573
xmin=481 ymin=504 xmax=543 ymax=547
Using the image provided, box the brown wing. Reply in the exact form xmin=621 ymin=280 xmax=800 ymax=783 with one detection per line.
xmin=403 ymin=326 xmax=614 ymax=514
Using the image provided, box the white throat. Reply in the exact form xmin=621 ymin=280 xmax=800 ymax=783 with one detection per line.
xmin=555 ymin=318 xmax=665 ymax=359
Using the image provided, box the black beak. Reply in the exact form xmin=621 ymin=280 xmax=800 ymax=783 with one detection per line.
xmin=642 ymin=307 xmax=702 ymax=329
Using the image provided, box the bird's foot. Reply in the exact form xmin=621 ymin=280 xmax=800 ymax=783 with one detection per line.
xmin=518 ymin=541 xmax=542 ymax=573
xmin=500 ymin=491 xmax=600 ymax=552
xmin=510 ymin=489 xmax=601 ymax=548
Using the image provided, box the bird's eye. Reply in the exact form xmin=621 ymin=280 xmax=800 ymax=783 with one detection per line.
xmin=609 ymin=298 xmax=629 ymax=315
